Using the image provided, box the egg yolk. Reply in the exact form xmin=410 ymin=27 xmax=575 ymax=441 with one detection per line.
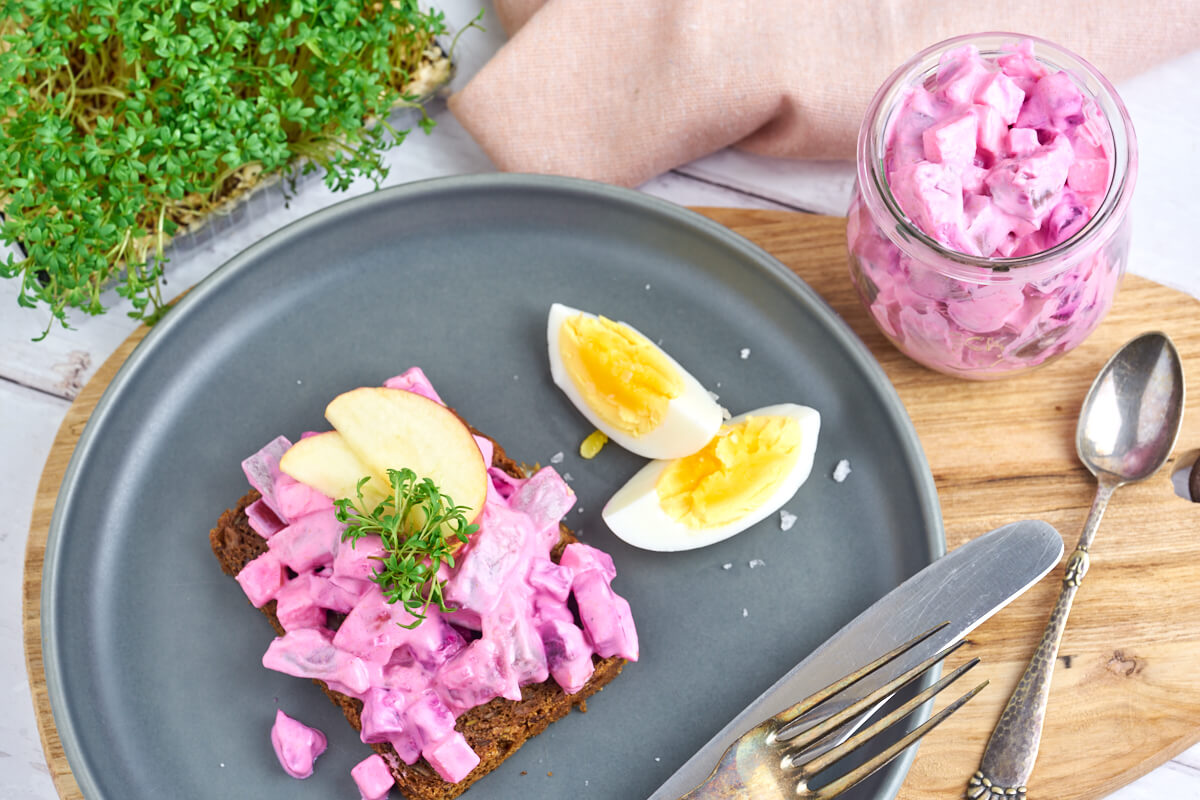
xmin=558 ymin=314 xmax=684 ymax=437
xmin=656 ymin=415 xmax=802 ymax=529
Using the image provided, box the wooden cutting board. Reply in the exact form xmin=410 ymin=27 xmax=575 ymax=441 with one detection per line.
xmin=23 ymin=209 xmax=1200 ymax=800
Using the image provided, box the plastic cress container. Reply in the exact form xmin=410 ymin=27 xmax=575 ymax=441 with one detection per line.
xmin=847 ymin=33 xmax=1137 ymax=379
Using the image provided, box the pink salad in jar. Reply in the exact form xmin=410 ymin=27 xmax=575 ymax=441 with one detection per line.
xmin=848 ymin=34 xmax=1137 ymax=378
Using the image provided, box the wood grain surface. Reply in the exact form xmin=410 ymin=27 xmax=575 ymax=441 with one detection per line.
xmin=24 ymin=209 xmax=1200 ymax=800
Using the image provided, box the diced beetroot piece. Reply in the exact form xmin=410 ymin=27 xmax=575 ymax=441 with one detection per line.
xmin=969 ymin=105 xmax=1006 ymax=165
xmin=332 ymin=585 xmax=418 ymax=662
xmin=359 ymin=687 xmax=408 ymax=744
xmin=236 ymin=551 xmax=287 ymax=608
xmin=540 ymin=618 xmax=595 ymax=695
xmin=263 ymin=628 xmax=371 ymax=696
xmin=1007 ymin=127 xmax=1040 ymax=157
xmin=269 ymin=507 xmax=345 ymax=573
xmin=304 ymin=571 xmax=361 ymax=614
xmin=526 ymin=557 xmax=573 ymax=602
xmin=275 ymin=574 xmax=328 ymax=632
xmin=405 ymin=690 xmax=458 ymax=749
xmin=935 ymin=44 xmax=993 ymax=104
xmin=985 ymin=135 xmax=1073 ymax=223
xmin=560 ymin=543 xmax=616 ymax=582
xmin=1067 ymin=158 xmax=1110 ymax=194
xmin=383 ymin=367 xmax=445 ymax=405
xmin=423 ymin=732 xmax=480 ymax=785
xmin=388 ymin=730 xmax=423 ymax=765
xmin=889 ymin=161 xmax=965 ymax=243
xmin=332 ymin=534 xmax=387 ymax=584
xmin=973 ymin=70 xmax=1025 ymax=125
xmin=245 ymin=498 xmax=286 ymax=540
xmin=921 ymin=112 xmax=977 ymax=166
xmin=275 ymin=474 xmax=334 ymax=520
xmin=483 ymin=592 xmax=549 ymax=686
xmin=571 ymin=569 xmax=639 ymax=662
xmin=242 ymin=436 xmax=293 ymax=519
xmin=351 ymin=754 xmax=395 ymax=800
xmin=436 ymin=638 xmax=520 ymax=712
xmin=443 ymin=503 xmax=529 ymax=617
xmin=270 ymin=709 xmax=327 ymax=779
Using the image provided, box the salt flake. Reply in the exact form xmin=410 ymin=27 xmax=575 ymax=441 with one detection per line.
xmin=722 ymin=562 xmax=733 ymax=570
xmin=739 ymin=347 xmax=751 ymax=360
xmin=833 ymin=459 xmax=852 ymax=483
xmin=749 ymin=558 xmax=765 ymax=569
xmin=779 ymin=510 xmax=797 ymax=531
xmin=550 ymin=451 xmax=564 ymax=464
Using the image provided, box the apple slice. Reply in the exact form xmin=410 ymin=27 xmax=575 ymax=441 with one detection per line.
xmin=279 ymin=431 xmax=389 ymax=511
xmin=325 ymin=387 xmax=488 ymax=522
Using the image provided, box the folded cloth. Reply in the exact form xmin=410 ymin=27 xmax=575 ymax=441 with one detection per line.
xmin=449 ymin=0 xmax=1200 ymax=187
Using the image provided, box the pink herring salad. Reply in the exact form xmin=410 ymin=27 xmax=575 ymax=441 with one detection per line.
xmin=235 ymin=368 xmax=639 ymax=786
xmin=270 ymin=710 xmax=327 ymax=779
xmin=848 ymin=35 xmax=1136 ymax=378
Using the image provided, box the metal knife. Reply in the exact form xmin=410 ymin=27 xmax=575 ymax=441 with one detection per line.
xmin=648 ymin=519 xmax=1065 ymax=800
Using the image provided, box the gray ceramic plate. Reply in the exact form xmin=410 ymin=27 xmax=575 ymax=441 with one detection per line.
xmin=42 ymin=174 xmax=943 ymax=800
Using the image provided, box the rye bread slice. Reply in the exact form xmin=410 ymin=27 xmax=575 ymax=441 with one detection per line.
xmin=209 ymin=437 xmax=627 ymax=800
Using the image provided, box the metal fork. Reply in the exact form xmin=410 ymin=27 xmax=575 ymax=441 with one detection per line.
xmin=678 ymin=624 xmax=987 ymax=799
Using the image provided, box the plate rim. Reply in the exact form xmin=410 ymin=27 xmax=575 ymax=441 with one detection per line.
xmin=40 ymin=173 xmax=945 ymax=800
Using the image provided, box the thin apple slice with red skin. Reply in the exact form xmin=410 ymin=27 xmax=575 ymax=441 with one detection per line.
xmin=324 ymin=387 xmax=488 ymax=524
xmin=279 ymin=431 xmax=389 ymax=511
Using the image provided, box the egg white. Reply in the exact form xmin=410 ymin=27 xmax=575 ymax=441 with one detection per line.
xmin=547 ymin=303 xmax=723 ymax=460
xmin=601 ymin=404 xmax=821 ymax=552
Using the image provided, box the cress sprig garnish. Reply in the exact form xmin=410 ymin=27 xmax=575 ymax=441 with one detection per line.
xmin=334 ymin=468 xmax=478 ymax=629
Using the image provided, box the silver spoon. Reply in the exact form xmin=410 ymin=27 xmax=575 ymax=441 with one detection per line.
xmin=969 ymin=331 xmax=1186 ymax=800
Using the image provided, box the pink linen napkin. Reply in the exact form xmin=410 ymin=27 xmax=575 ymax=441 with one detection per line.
xmin=449 ymin=0 xmax=1200 ymax=187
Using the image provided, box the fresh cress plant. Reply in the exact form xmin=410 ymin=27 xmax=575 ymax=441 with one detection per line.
xmin=0 ymin=0 xmax=460 ymax=337
xmin=335 ymin=467 xmax=479 ymax=629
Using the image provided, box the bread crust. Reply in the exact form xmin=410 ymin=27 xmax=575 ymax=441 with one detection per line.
xmin=209 ymin=438 xmax=627 ymax=800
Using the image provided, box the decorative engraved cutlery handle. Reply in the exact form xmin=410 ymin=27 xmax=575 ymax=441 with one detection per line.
xmin=969 ymin=480 xmax=1116 ymax=800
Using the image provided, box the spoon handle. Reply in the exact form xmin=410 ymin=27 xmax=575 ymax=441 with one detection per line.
xmin=968 ymin=479 xmax=1116 ymax=799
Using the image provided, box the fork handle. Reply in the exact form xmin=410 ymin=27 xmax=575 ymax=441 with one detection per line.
xmin=969 ymin=480 xmax=1115 ymax=799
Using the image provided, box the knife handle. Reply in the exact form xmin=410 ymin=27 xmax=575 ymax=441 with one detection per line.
xmin=968 ymin=480 xmax=1114 ymax=799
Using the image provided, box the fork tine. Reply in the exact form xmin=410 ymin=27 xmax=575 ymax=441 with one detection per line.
xmin=772 ymin=621 xmax=951 ymax=729
xmin=778 ymin=638 xmax=970 ymax=754
xmin=795 ymin=656 xmax=981 ymax=776
xmin=807 ymin=677 xmax=988 ymax=799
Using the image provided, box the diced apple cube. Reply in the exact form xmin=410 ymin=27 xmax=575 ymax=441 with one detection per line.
xmin=332 ymin=534 xmax=387 ymax=584
xmin=969 ymin=105 xmax=1007 ymax=165
xmin=235 ymin=551 xmax=286 ymax=608
xmin=921 ymin=112 xmax=977 ymax=166
xmin=423 ymin=732 xmax=480 ymax=785
xmin=275 ymin=473 xmax=333 ymax=521
xmin=436 ymin=638 xmax=520 ymax=712
xmin=351 ymin=754 xmax=395 ymax=800
xmin=274 ymin=574 xmax=328 ymax=632
xmin=1007 ymin=127 xmax=1040 ymax=157
xmin=973 ymin=70 xmax=1025 ymax=125
xmin=359 ymin=687 xmax=408 ymax=743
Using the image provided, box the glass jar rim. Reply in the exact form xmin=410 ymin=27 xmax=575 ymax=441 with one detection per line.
xmin=855 ymin=31 xmax=1138 ymax=282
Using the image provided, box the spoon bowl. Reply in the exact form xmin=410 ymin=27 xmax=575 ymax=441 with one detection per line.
xmin=1077 ymin=331 xmax=1186 ymax=484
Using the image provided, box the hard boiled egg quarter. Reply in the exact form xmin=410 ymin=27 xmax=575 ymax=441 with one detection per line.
xmin=547 ymin=303 xmax=723 ymax=459
xmin=602 ymin=404 xmax=820 ymax=551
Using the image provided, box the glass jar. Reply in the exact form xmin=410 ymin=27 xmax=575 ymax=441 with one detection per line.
xmin=847 ymin=33 xmax=1137 ymax=379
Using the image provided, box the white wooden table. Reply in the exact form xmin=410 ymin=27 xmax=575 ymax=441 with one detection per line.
xmin=3 ymin=4 xmax=1198 ymax=797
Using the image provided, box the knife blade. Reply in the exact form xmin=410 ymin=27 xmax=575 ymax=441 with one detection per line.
xmin=648 ymin=519 xmax=1064 ymax=800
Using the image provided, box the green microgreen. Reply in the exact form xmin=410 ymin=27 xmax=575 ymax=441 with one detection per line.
xmin=0 ymin=0 xmax=460 ymax=338
xmin=334 ymin=468 xmax=478 ymax=629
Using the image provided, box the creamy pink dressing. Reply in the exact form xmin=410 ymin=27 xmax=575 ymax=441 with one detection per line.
xmin=269 ymin=709 xmax=327 ymax=779
xmin=848 ymin=39 xmax=1126 ymax=377
xmin=237 ymin=368 xmax=639 ymax=786
xmin=883 ymin=40 xmax=1112 ymax=258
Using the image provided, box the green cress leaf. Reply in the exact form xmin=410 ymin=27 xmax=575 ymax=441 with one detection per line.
xmin=334 ymin=468 xmax=479 ymax=629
